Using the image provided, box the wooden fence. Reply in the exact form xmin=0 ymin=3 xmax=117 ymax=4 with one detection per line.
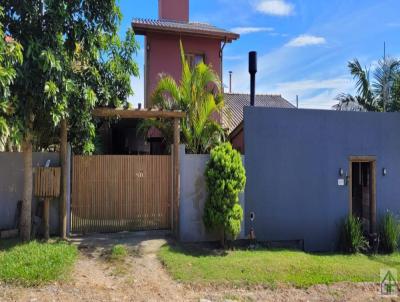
xmin=71 ymin=155 xmax=172 ymax=233
xmin=34 ymin=167 xmax=61 ymax=198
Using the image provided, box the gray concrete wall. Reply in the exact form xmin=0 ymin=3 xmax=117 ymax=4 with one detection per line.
xmin=179 ymin=145 xmax=246 ymax=242
xmin=0 ymin=152 xmax=60 ymax=234
xmin=244 ymin=107 xmax=400 ymax=252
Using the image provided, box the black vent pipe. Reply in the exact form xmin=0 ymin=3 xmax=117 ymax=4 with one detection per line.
xmin=249 ymin=51 xmax=257 ymax=106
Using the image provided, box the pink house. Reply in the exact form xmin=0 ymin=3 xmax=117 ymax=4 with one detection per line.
xmin=132 ymin=0 xmax=239 ymax=108
xmin=95 ymin=0 xmax=293 ymax=155
xmin=129 ymin=0 xmax=294 ymax=154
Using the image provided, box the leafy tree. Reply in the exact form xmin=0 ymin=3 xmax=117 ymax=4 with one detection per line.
xmin=1 ymin=0 xmax=139 ymax=240
xmin=334 ymin=58 xmax=400 ymax=111
xmin=203 ymin=143 xmax=246 ymax=246
xmin=0 ymin=6 xmax=22 ymax=150
xmin=140 ymin=41 xmax=225 ymax=154
xmin=67 ymin=29 xmax=139 ymax=154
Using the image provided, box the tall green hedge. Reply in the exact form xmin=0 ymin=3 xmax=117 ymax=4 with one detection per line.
xmin=203 ymin=143 xmax=246 ymax=243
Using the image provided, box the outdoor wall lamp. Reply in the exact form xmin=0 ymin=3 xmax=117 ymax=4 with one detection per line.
xmin=383 ymin=168 xmax=387 ymax=176
xmin=339 ymin=168 xmax=344 ymax=177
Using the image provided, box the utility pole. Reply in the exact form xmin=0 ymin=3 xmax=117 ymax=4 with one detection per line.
xmin=383 ymin=41 xmax=387 ymax=112
xmin=384 ymin=41 xmax=386 ymax=61
xmin=296 ymin=95 xmax=299 ymax=109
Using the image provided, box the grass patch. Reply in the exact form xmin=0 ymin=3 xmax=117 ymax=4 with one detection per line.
xmin=110 ymin=244 xmax=128 ymax=261
xmin=107 ymin=245 xmax=130 ymax=277
xmin=0 ymin=240 xmax=78 ymax=286
xmin=159 ymin=244 xmax=400 ymax=288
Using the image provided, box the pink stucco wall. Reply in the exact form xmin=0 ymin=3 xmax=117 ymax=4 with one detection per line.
xmin=145 ymin=33 xmax=222 ymax=107
xmin=158 ymin=0 xmax=189 ymax=21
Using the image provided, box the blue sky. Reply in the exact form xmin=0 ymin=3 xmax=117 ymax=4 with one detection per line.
xmin=119 ymin=0 xmax=400 ymax=109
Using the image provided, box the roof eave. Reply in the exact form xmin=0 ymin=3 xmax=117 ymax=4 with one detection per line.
xmin=132 ymin=23 xmax=240 ymax=42
xmin=228 ymin=121 xmax=244 ymax=139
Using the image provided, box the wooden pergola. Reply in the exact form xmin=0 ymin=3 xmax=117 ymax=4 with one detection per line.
xmin=59 ymin=108 xmax=185 ymax=237
xmin=92 ymin=107 xmax=186 ymax=119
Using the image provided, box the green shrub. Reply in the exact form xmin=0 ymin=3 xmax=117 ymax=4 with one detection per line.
xmin=339 ymin=215 xmax=369 ymax=254
xmin=379 ymin=212 xmax=400 ymax=254
xmin=203 ymin=143 xmax=246 ymax=245
xmin=110 ymin=244 xmax=128 ymax=260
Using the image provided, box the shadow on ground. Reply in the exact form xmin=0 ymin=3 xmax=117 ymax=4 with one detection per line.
xmin=0 ymin=238 xmax=21 ymax=251
xmin=164 ymin=241 xmax=229 ymax=257
xmin=68 ymin=230 xmax=174 ymax=258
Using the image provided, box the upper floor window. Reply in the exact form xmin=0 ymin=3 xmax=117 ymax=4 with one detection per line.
xmin=185 ymin=53 xmax=205 ymax=69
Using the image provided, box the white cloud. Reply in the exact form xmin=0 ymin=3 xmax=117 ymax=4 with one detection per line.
xmin=271 ymin=78 xmax=351 ymax=92
xmin=225 ymin=55 xmax=245 ymax=61
xmin=286 ymin=35 xmax=327 ymax=47
xmin=267 ymin=77 xmax=354 ymax=109
xmin=231 ymin=27 xmax=274 ymax=35
xmin=224 ymin=47 xmax=354 ymax=109
xmin=255 ymin=0 xmax=294 ymax=16
xmin=387 ymin=22 xmax=400 ymax=28
xmin=298 ymin=90 xmax=345 ymax=109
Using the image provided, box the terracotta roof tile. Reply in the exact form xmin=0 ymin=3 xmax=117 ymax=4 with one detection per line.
xmin=132 ymin=18 xmax=239 ymax=41
xmin=223 ymin=93 xmax=296 ymax=133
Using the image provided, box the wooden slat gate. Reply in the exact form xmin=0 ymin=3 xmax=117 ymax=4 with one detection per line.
xmin=71 ymin=155 xmax=172 ymax=233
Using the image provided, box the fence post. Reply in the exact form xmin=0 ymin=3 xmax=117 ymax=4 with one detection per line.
xmin=173 ymin=117 xmax=180 ymax=238
xmin=60 ymin=119 xmax=68 ymax=239
xmin=66 ymin=144 xmax=72 ymax=235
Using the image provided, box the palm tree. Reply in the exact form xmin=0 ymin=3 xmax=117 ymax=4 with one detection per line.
xmin=334 ymin=58 xmax=400 ymax=112
xmin=391 ymin=75 xmax=400 ymax=111
xmin=140 ymin=42 xmax=225 ymax=154
xmin=333 ymin=94 xmax=372 ymax=112
xmin=374 ymin=58 xmax=400 ymax=111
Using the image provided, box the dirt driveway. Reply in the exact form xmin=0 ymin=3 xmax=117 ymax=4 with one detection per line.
xmin=0 ymin=232 xmax=393 ymax=302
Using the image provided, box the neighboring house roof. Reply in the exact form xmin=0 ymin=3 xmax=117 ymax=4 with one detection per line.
xmin=223 ymin=93 xmax=296 ymax=134
xmin=132 ymin=18 xmax=239 ymax=42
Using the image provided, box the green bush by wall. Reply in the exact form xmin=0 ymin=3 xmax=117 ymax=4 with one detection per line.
xmin=203 ymin=143 xmax=246 ymax=244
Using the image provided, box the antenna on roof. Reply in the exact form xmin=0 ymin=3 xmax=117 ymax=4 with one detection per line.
xmin=383 ymin=42 xmax=388 ymax=112
xmin=229 ymin=71 xmax=233 ymax=93
xmin=384 ymin=41 xmax=386 ymax=61
xmin=296 ymin=95 xmax=299 ymax=109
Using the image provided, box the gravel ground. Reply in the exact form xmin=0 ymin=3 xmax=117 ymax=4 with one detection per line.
xmin=0 ymin=233 xmax=396 ymax=302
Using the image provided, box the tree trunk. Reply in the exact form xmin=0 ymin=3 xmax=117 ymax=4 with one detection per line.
xmin=20 ymin=135 xmax=32 ymax=242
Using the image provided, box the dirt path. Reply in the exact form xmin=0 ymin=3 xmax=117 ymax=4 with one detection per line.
xmin=0 ymin=233 xmax=393 ymax=302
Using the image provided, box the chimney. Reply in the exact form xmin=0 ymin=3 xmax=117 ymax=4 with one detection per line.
xmin=159 ymin=0 xmax=189 ymax=22
xmin=249 ymin=51 xmax=257 ymax=106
